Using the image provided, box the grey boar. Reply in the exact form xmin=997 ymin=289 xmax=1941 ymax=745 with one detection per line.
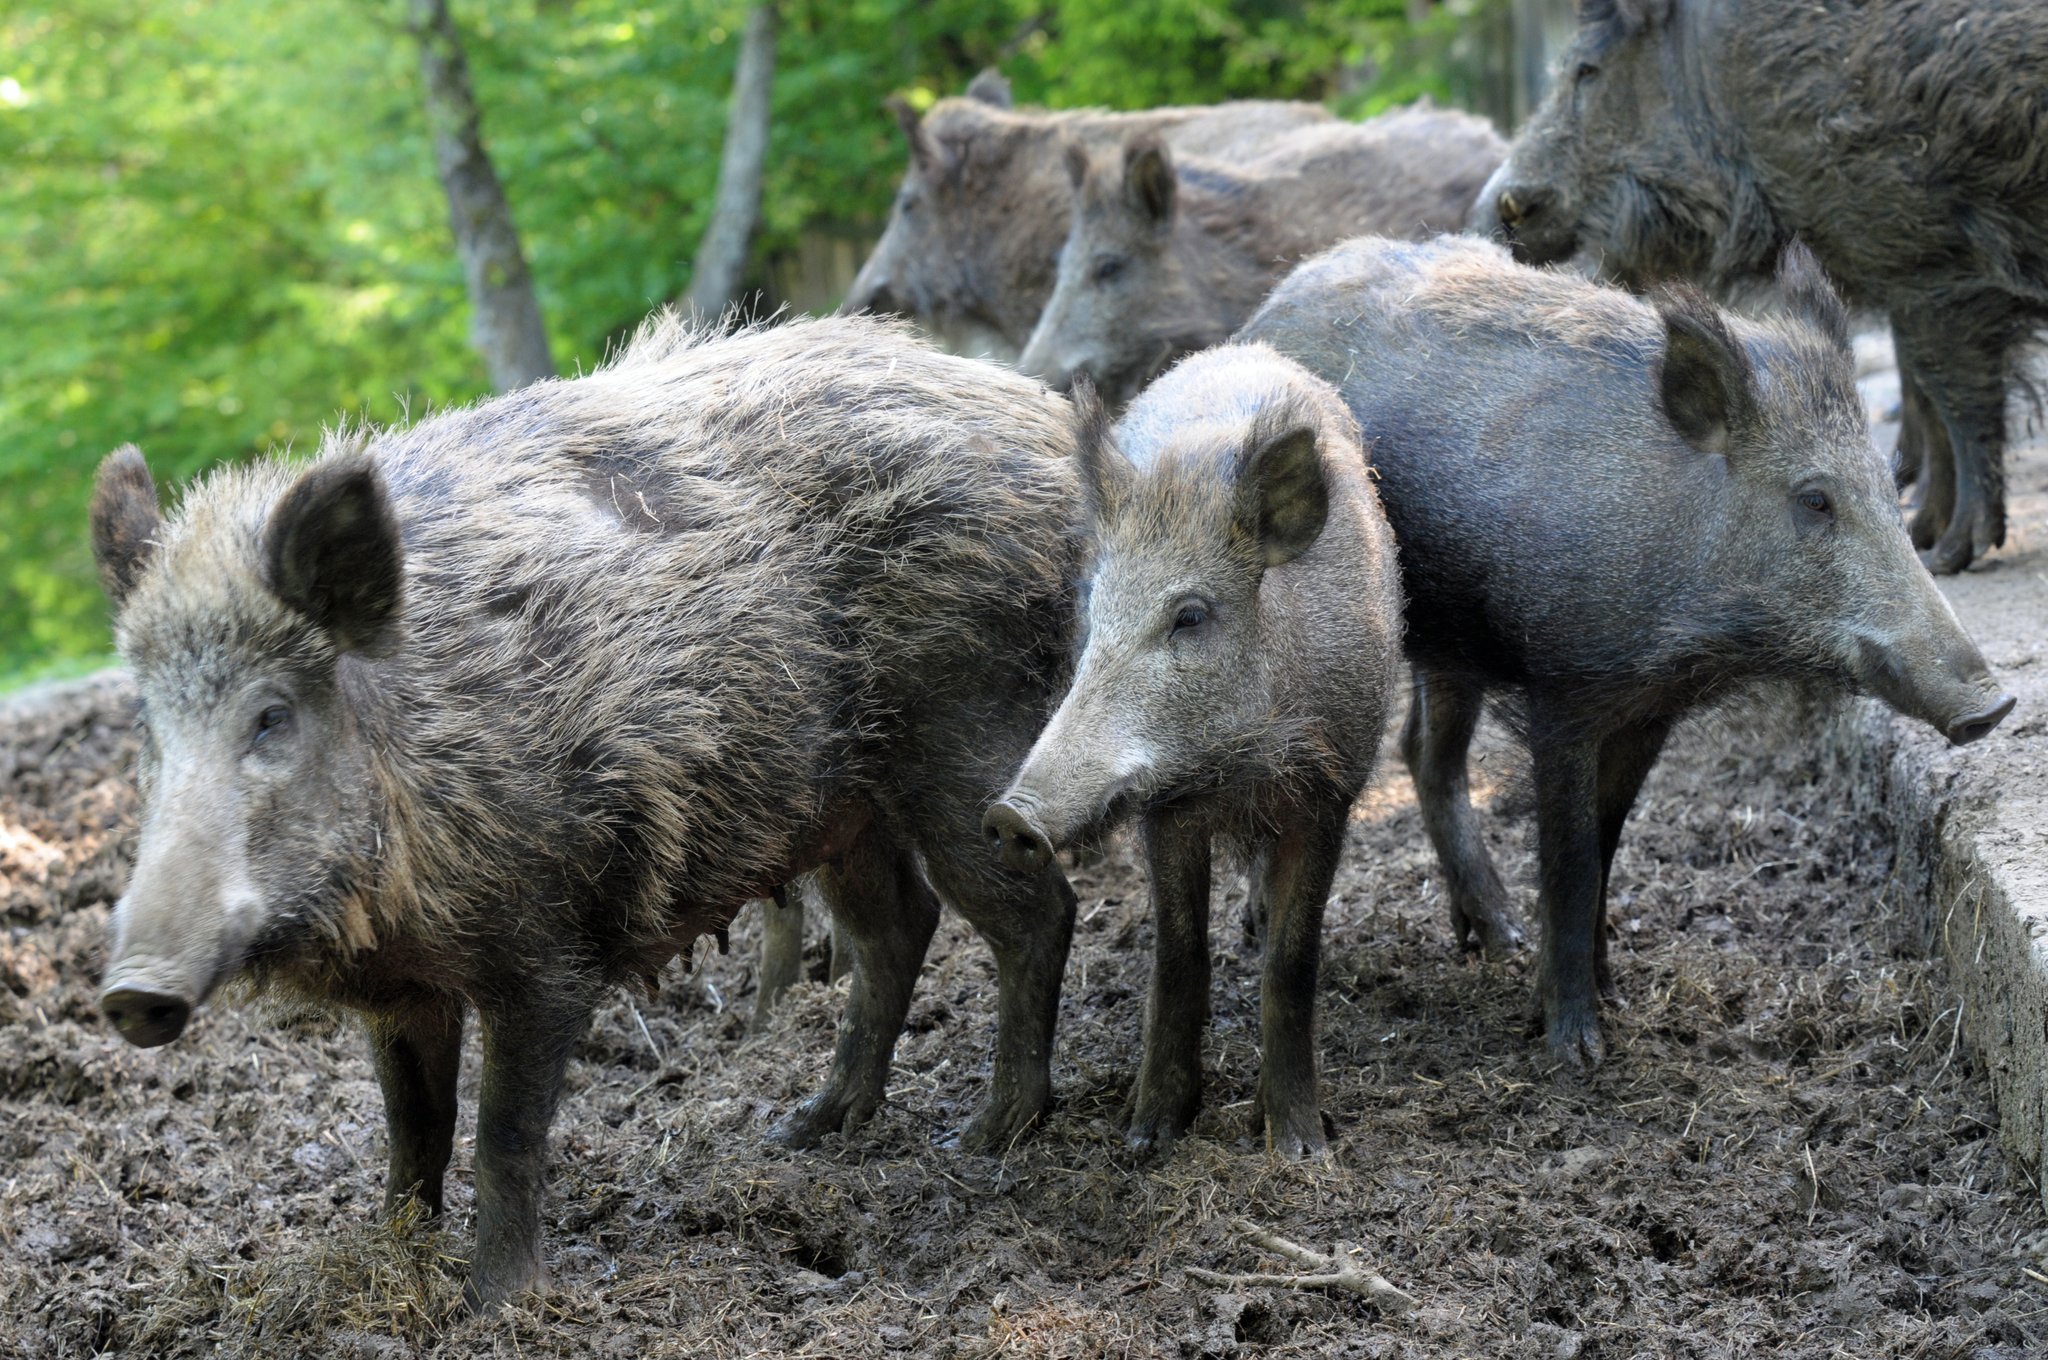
xmin=1237 ymin=234 xmax=2015 ymax=1067
xmin=1470 ymin=0 xmax=2048 ymax=575
xmin=983 ymin=345 xmax=1403 ymax=1156
xmin=839 ymin=70 xmax=1329 ymax=358
xmin=1020 ymin=105 xmax=1505 ymax=404
xmin=89 ymin=314 xmax=1084 ymax=1307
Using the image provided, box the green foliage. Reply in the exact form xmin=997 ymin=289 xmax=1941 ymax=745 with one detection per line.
xmin=0 ymin=0 xmax=1476 ymax=684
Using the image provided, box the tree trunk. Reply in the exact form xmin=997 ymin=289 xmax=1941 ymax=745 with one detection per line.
xmin=409 ymin=0 xmax=555 ymax=392
xmin=684 ymin=3 xmax=779 ymax=321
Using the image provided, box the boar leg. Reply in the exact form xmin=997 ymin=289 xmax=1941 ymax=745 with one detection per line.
xmin=1898 ymin=363 xmax=1955 ymax=550
xmin=753 ymin=892 xmax=805 ymax=1031
xmin=1896 ymin=317 xmax=2009 ymax=574
xmin=1401 ymin=668 xmax=1524 ymax=958
xmin=769 ymin=831 xmax=940 ymax=1149
xmin=1592 ymin=720 xmax=1671 ymax=1003
xmin=1892 ymin=357 xmax=1926 ymax=494
xmin=1252 ymin=801 xmax=1346 ymax=1158
xmin=1531 ymin=725 xmax=1605 ymax=1071
xmin=925 ymin=841 xmax=1078 ymax=1153
xmin=1127 ymin=807 xmax=1212 ymax=1154
xmin=466 ymin=988 xmax=594 ymax=1310
xmin=367 ymin=1000 xmax=464 ymax=1216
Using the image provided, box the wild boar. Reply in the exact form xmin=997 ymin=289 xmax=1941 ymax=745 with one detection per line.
xmin=984 ymin=345 xmax=1403 ymax=1155
xmin=1020 ymin=104 xmax=1505 ymax=404
xmin=1470 ymin=0 xmax=2048 ymax=574
xmin=1238 ymin=234 xmax=2015 ymax=1067
xmin=90 ymin=314 xmax=1083 ymax=1306
xmin=839 ymin=70 xmax=1329 ymax=358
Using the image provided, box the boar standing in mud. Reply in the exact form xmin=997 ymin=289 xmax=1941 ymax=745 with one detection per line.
xmin=1021 ymin=105 xmax=1505 ymax=404
xmin=90 ymin=315 xmax=1084 ymax=1307
xmin=839 ymin=69 xmax=1328 ymax=358
xmin=1471 ymin=0 xmax=2048 ymax=575
xmin=1238 ymin=235 xmax=2015 ymax=1068
xmin=984 ymin=346 xmax=1403 ymax=1156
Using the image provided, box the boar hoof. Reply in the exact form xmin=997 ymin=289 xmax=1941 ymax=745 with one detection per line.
xmin=957 ymin=1094 xmax=1047 ymax=1155
xmin=1543 ymin=1010 xmax=1606 ymax=1074
xmin=1907 ymin=497 xmax=1944 ymax=552
xmin=769 ymin=1087 xmax=880 ymax=1149
xmin=1456 ymin=900 xmax=1527 ymax=961
xmin=461 ymin=1259 xmax=542 ymax=1314
xmin=1125 ymin=1113 xmax=1191 ymax=1157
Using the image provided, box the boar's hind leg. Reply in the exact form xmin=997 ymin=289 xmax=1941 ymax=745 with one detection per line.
xmin=1593 ymin=720 xmax=1671 ymax=1003
xmin=367 ymin=1000 xmax=464 ymax=1216
xmin=768 ymin=832 xmax=940 ymax=1149
xmin=1401 ymin=668 xmax=1524 ymax=958
xmin=752 ymin=891 xmax=805 ymax=1031
xmin=923 ymin=839 xmax=1078 ymax=1154
xmin=1127 ymin=808 xmax=1212 ymax=1155
xmin=466 ymin=986 xmax=595 ymax=1310
xmin=1252 ymin=803 xmax=1346 ymax=1159
xmin=1895 ymin=317 xmax=2010 ymax=574
xmin=1530 ymin=723 xmax=1605 ymax=1072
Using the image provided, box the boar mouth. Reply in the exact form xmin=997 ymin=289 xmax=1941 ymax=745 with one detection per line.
xmin=985 ymin=774 xmax=1149 ymax=873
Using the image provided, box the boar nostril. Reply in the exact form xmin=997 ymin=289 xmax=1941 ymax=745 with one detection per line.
xmin=1946 ymin=692 xmax=2016 ymax=746
xmin=982 ymin=801 xmax=1053 ymax=871
xmin=102 ymin=987 xmax=192 ymax=1048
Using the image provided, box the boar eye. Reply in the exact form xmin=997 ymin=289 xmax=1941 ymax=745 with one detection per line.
xmin=1092 ymin=255 xmax=1127 ymax=285
xmin=253 ymin=703 xmax=293 ymax=746
xmin=1170 ymin=602 xmax=1210 ymax=637
xmin=1796 ymin=488 xmax=1832 ymax=517
xmin=1575 ymin=61 xmax=1600 ymax=84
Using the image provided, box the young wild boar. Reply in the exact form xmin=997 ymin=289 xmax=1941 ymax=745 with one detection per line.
xmin=839 ymin=69 xmax=1329 ymax=359
xmin=1237 ymin=235 xmax=2015 ymax=1068
xmin=1019 ymin=105 xmax=1505 ymax=405
xmin=89 ymin=315 xmax=1084 ymax=1307
xmin=1470 ymin=0 xmax=2048 ymax=575
xmin=983 ymin=346 xmax=1403 ymax=1156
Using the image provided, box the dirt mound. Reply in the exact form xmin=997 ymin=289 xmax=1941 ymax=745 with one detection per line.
xmin=1 ymin=673 xmax=2042 ymax=1359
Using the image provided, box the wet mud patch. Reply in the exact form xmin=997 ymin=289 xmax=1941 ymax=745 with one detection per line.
xmin=2 ymin=675 xmax=2043 ymax=1358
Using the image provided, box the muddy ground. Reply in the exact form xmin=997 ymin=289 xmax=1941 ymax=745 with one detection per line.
xmin=3 ymin=659 xmax=2044 ymax=1359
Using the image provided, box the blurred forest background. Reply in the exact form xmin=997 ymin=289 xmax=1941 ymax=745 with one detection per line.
xmin=0 ymin=0 xmax=1563 ymax=686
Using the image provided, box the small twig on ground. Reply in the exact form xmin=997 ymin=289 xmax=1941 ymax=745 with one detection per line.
xmin=1185 ymin=1217 xmax=1417 ymax=1314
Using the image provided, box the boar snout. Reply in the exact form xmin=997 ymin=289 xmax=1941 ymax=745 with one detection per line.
xmin=1471 ymin=166 xmax=1576 ymax=267
xmin=100 ymin=983 xmax=192 ymax=1048
xmin=1946 ymin=692 xmax=2015 ymax=746
xmin=984 ymin=797 xmax=1055 ymax=872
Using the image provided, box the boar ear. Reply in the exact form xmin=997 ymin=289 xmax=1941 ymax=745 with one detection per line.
xmin=1235 ymin=417 xmax=1328 ymax=568
xmin=90 ymin=444 xmax=162 ymax=609
xmin=1580 ymin=0 xmax=1669 ymax=33
xmin=887 ymin=96 xmax=937 ymax=172
xmin=1071 ymin=376 xmax=1135 ymax=523
xmin=1123 ymin=135 xmax=1176 ymax=227
xmin=965 ymin=68 xmax=1012 ymax=109
xmin=1064 ymin=138 xmax=1091 ymax=191
xmin=1653 ymin=287 xmax=1757 ymax=456
xmin=1775 ymin=240 xmax=1849 ymax=351
xmin=263 ymin=452 xmax=404 ymax=656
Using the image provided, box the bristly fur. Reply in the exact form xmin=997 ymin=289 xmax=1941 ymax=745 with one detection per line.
xmin=113 ymin=312 xmax=1082 ymax=1004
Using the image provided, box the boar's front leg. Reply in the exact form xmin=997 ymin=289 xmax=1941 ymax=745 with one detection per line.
xmin=367 ymin=999 xmax=464 ymax=1216
xmin=1252 ymin=801 xmax=1346 ymax=1158
xmin=1531 ymin=722 xmax=1605 ymax=1071
xmin=1592 ymin=720 xmax=1670 ymax=1002
xmin=1401 ymin=668 xmax=1524 ymax=958
xmin=465 ymin=984 xmax=594 ymax=1310
xmin=1127 ymin=808 xmax=1212 ymax=1154
xmin=923 ymin=838 xmax=1077 ymax=1154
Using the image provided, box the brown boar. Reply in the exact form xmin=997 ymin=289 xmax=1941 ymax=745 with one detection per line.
xmin=89 ymin=314 xmax=1083 ymax=1307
